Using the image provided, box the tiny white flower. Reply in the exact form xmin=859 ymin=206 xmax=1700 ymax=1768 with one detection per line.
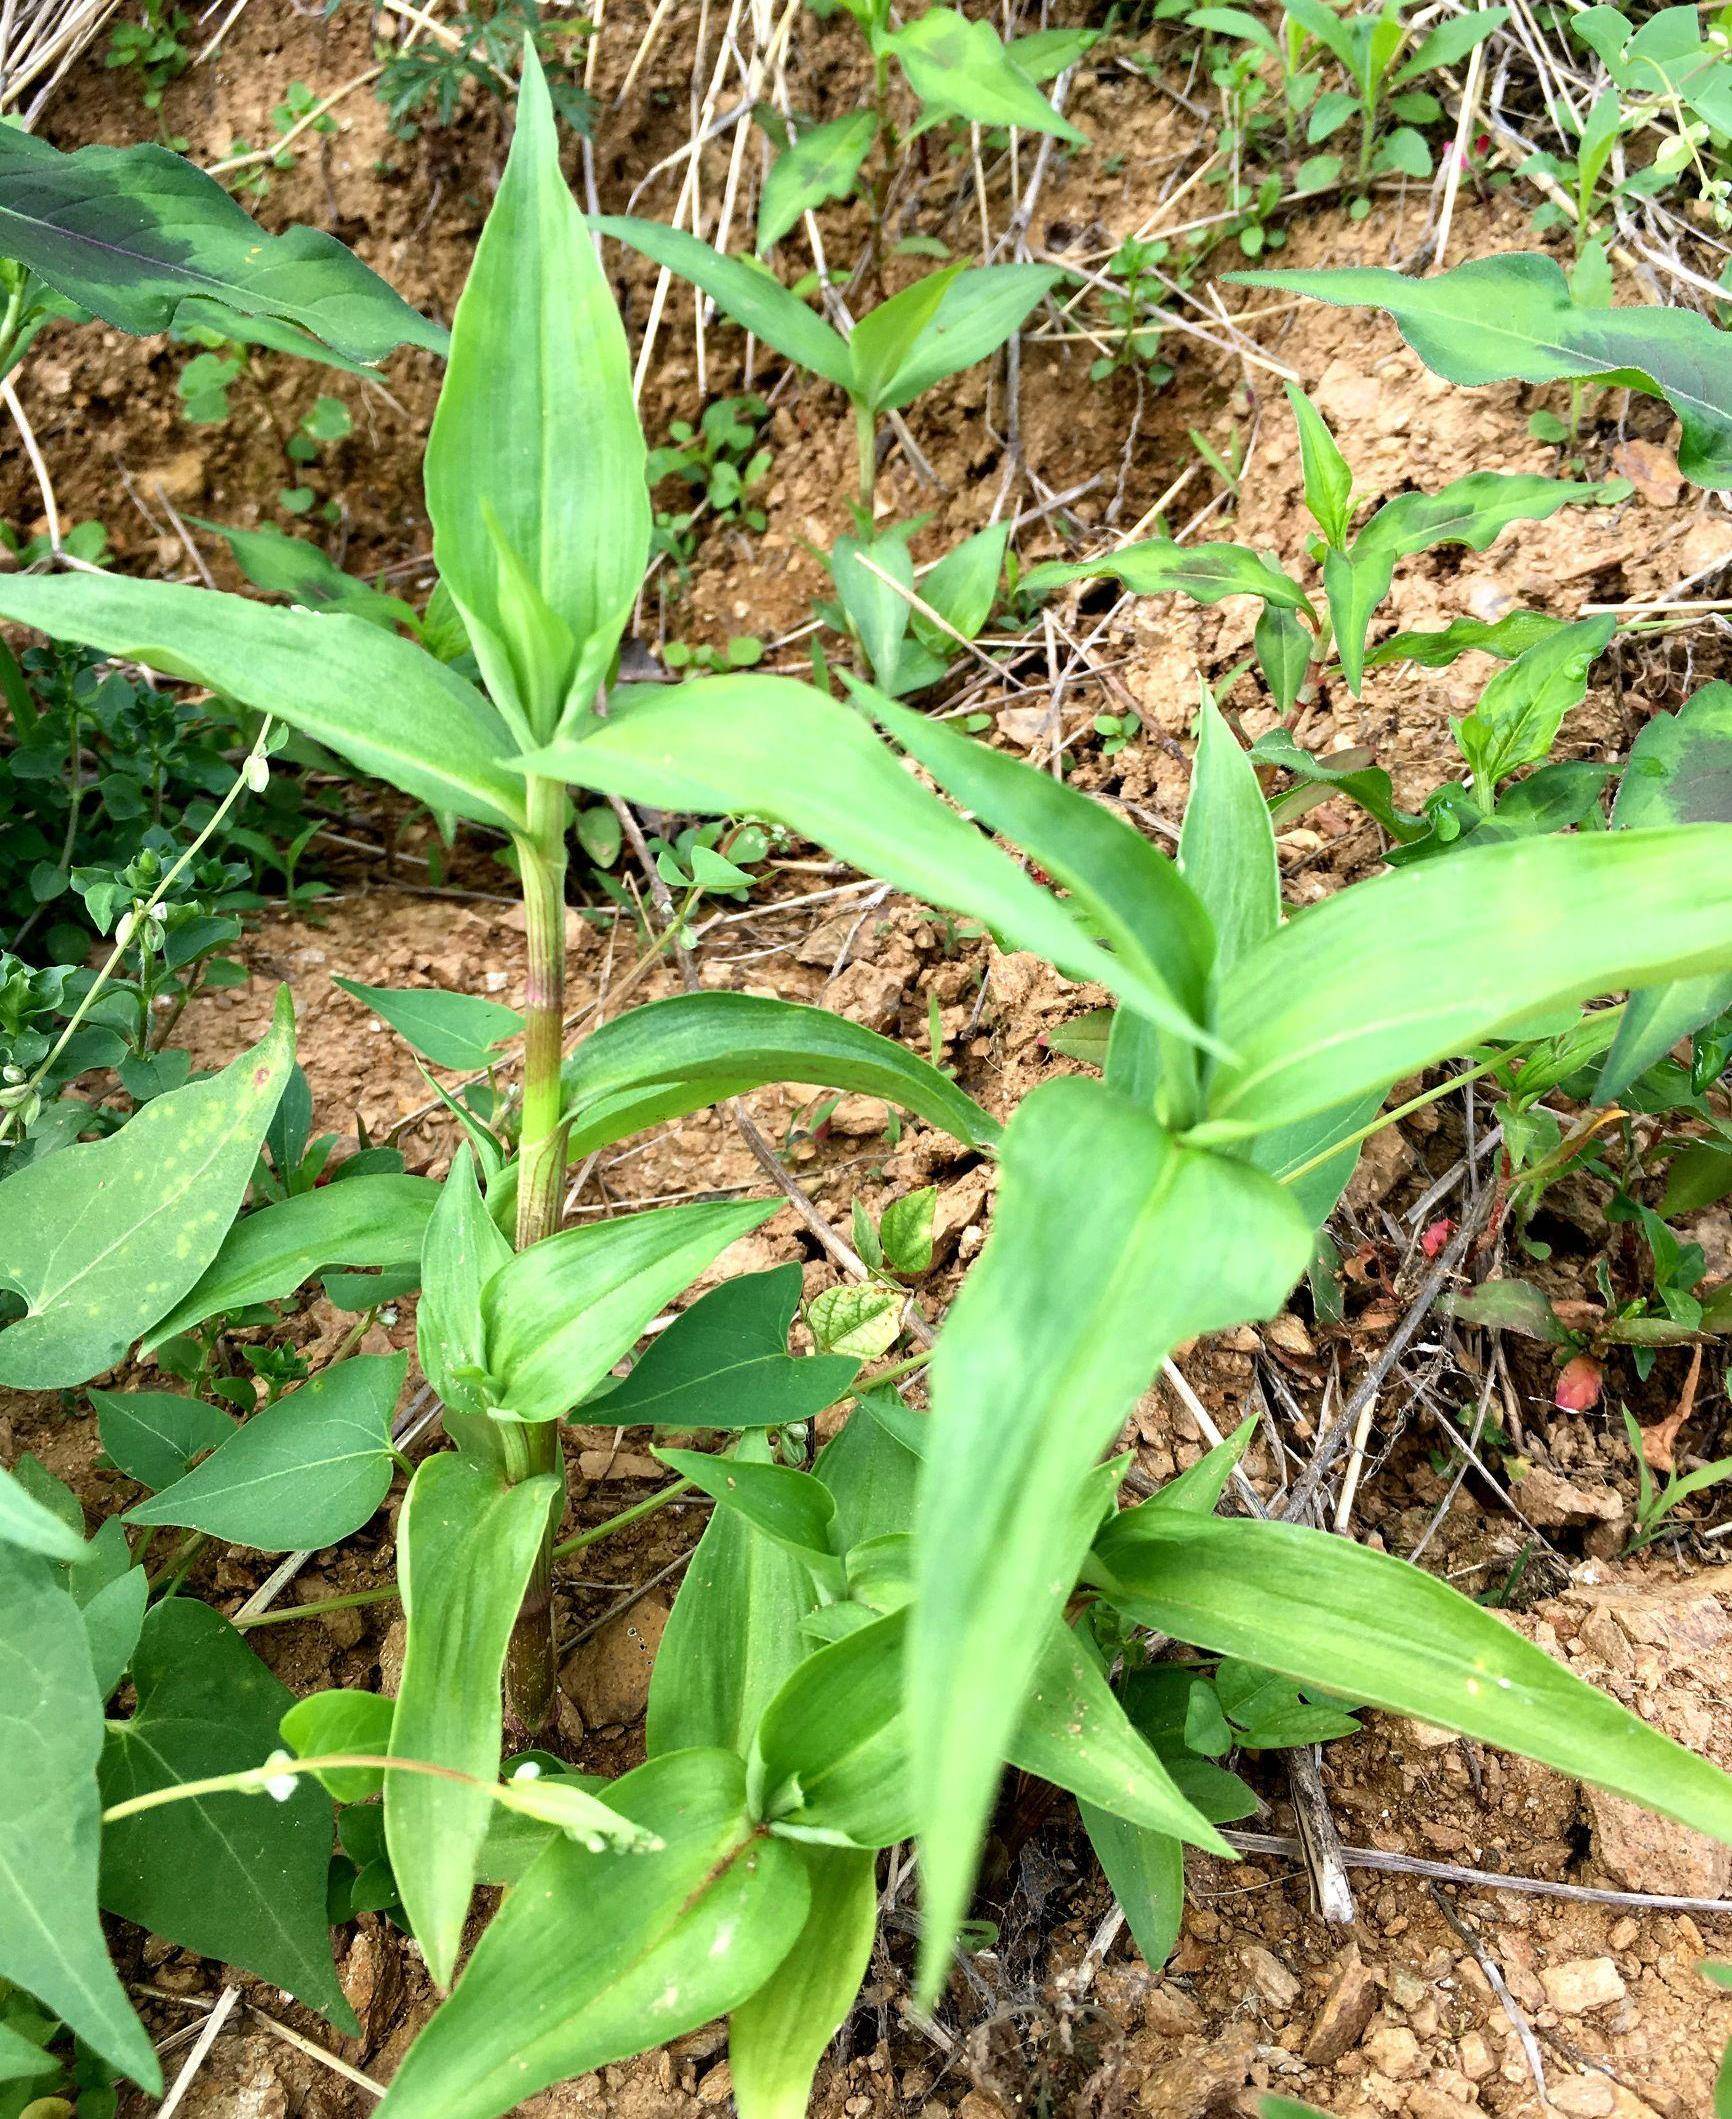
xmin=261 ymin=1749 xmax=299 ymax=1802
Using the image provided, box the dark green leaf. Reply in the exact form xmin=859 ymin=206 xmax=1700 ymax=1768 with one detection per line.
xmin=191 ymin=518 xmax=419 ymax=630
xmin=91 ymin=1390 xmax=236 ymax=1493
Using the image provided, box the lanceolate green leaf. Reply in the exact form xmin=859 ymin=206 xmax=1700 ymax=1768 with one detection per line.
xmin=595 ymin=217 xmax=854 ymax=389
xmin=557 ymin=988 xmax=1001 ymax=1157
xmin=387 ymin=1455 xmax=562 ymax=1987
xmin=1205 ymin=827 xmax=1732 ymax=1136
xmin=0 ymin=125 xmax=446 ymax=365
xmin=144 ymin=1174 xmax=438 ymax=1347
xmin=758 ymin=113 xmax=877 ymax=251
xmin=0 ymin=988 xmax=294 ymax=1388
xmin=332 ymin=979 xmax=524 ymax=1072
xmin=373 ymin=1750 xmax=809 ymax=2119
xmin=753 ymin=1608 xmax=913 ymax=1846
xmin=426 ymin=48 xmax=649 ymax=744
xmin=0 ymin=574 xmax=526 ymax=832
xmin=1238 ymin=254 xmax=1732 ymax=489
xmin=0 ymin=1545 xmax=159 ymax=2092
xmin=124 ymin=1353 xmax=406 ymax=1550
xmin=647 ymin=1431 xmax=815 ymax=1757
xmin=482 ymin=1196 xmax=780 ymax=1422
xmin=416 ymin=1146 xmax=511 ymax=1453
xmin=600 ymin=1265 xmax=858 ymax=1430
xmin=101 ymin=1598 xmax=356 ymax=2031
xmin=1178 ymin=694 xmax=1279 ymax=983
xmin=192 ymin=519 xmax=421 ymax=631
xmin=729 ymin=1844 xmax=877 ymax=2119
xmin=1088 ymin=1509 xmax=1732 ymax=1852
xmin=657 ymin=1449 xmax=843 ymax=1584
xmin=908 ymin=1074 xmax=1310 ymax=2002
xmin=874 ymin=263 xmax=1063 ymax=410
xmin=516 ymin=677 xmax=1216 ymax=1047
xmin=1456 ymin=616 xmax=1617 ymax=796
xmin=1020 ymin=538 xmax=1311 ymax=615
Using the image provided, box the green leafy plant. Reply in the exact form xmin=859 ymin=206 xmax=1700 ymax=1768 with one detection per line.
xmin=376 ymin=0 xmax=595 ymax=139
xmin=647 ymin=393 xmax=773 ymax=575
xmin=105 ymin=0 xmax=193 ymax=116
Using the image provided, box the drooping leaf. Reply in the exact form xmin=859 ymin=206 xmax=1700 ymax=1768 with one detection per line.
xmin=887 ymin=8 xmax=1087 ymax=141
xmin=100 ymin=1598 xmax=357 ymax=2030
xmin=515 ymin=676 xmax=1213 ymax=1041
xmin=595 ymin=217 xmax=854 ymax=389
xmin=758 ymin=113 xmax=877 ymax=251
xmin=1250 ymin=726 xmax=1419 ymax=839
xmin=0 ymin=988 xmax=294 ymax=1388
xmin=191 ymin=518 xmax=420 ymax=631
xmin=124 ymin=1352 xmax=405 ymax=1550
xmin=1205 ymin=827 xmax=1732 ymax=1137
xmin=646 ymin=1431 xmax=816 ymax=1757
xmin=372 ymin=1750 xmax=809 ymax=2119
xmin=908 ymin=1074 xmax=1310 ymax=2001
xmin=484 ymin=1196 xmax=780 ymax=1422
xmin=1020 ymin=538 xmax=1311 ymax=615
xmin=1080 ymin=1806 xmax=1186 ymax=1972
xmin=387 ymin=1454 xmax=563 ymax=1985
xmin=144 ymin=1174 xmax=438 ymax=1347
xmin=0 ymin=125 xmax=446 ymax=364
xmin=1179 ymin=694 xmax=1279 ymax=982
xmin=1088 ymin=1508 xmax=1732 ymax=1851
xmin=556 ymin=988 xmax=1001 ymax=1158
xmin=0 ymin=574 xmax=526 ymax=832
xmin=426 ymin=48 xmax=649 ymax=744
xmin=0 ymin=1544 xmax=159 ymax=2091
xmin=599 ymin=1264 xmax=858 ymax=1429
xmin=1239 ymin=253 xmax=1732 ymax=489
xmin=333 ymin=978 xmax=524 ymax=1072
xmin=729 ymin=1843 xmax=877 ymax=2119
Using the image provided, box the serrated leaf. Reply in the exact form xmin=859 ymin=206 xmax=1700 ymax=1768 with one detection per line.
xmin=0 ymin=988 xmax=294 ymax=1388
xmin=125 ymin=1352 xmax=407 ymax=1550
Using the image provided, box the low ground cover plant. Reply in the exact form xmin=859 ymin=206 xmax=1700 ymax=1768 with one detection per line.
xmin=4 ymin=26 xmax=1732 ymax=2119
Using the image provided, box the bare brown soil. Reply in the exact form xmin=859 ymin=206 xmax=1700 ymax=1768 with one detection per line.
xmin=3 ymin=1 xmax=1732 ymax=2114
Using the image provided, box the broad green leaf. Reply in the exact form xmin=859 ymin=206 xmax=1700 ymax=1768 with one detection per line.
xmin=1283 ymin=382 xmax=1353 ymax=547
xmin=1327 ymin=473 xmax=1619 ymax=691
xmin=91 ymin=1389 xmax=236 ymax=1493
xmin=0 ymin=125 xmax=446 ymax=364
xmin=1279 ymin=0 xmax=1359 ymax=71
xmin=1009 ymin=24 xmax=1101 ymax=77
xmin=595 ymin=216 xmax=854 ymax=390
xmin=880 ymin=1185 xmax=935 ymax=1274
xmin=887 ymin=8 xmax=1086 ymax=141
xmin=484 ymin=1196 xmax=779 ymax=1422
xmin=873 ymin=264 xmax=1063 ymax=410
xmin=1255 ymin=603 xmax=1311 ymax=716
xmin=1365 ymin=608 xmax=1564 ymax=669
xmin=0 ymin=1459 xmax=88 ymax=1560
xmin=1020 ymin=537 xmax=1311 ymax=615
xmin=656 ymin=1449 xmax=844 ymax=1590
xmin=758 ymin=112 xmax=876 ymax=251
xmin=859 ymin=682 xmax=1217 ymax=1067
xmin=387 ymin=1454 xmax=562 ymax=1985
xmin=908 ymin=1074 xmax=1310 ymax=2001
xmin=0 ymin=574 xmax=526 ymax=832
xmin=1239 ymin=254 xmax=1732 ymax=490
xmin=807 ymin=1282 xmax=899 ymax=1359
xmin=815 ymin=1394 xmax=922 ymax=1549
xmin=191 ymin=518 xmax=419 ymax=630
xmin=144 ymin=1173 xmax=438 ymax=1347
xmin=915 ymin=520 xmax=1010 ymax=651
xmin=1392 ymin=8 xmax=1508 ymax=83
xmin=556 ymin=988 xmax=1002 ymax=1157
xmin=830 ymin=524 xmax=916 ymax=687
xmin=1455 ymin=615 xmax=1615 ymax=795
xmin=600 ymin=1264 xmax=858 ymax=1429
xmin=1081 ymin=1806 xmax=1185 ymax=1971
xmin=0 ymin=988 xmax=294 ymax=1388
xmin=1179 ymin=694 xmax=1279 ymax=982
xmin=373 ymin=1750 xmax=809 ymax=2119
xmin=332 ymin=977 xmax=524 ymax=1072
xmin=426 ymin=48 xmax=648 ymax=744
xmin=416 ymin=1146 xmax=512 ymax=1453
xmin=516 ymin=676 xmax=1211 ymax=1041
xmin=1207 ymin=827 xmax=1732 ymax=1135
xmin=0 ymin=2020 xmax=58 ymax=2085
xmin=752 ymin=1608 xmax=912 ymax=1846
xmin=729 ymin=1843 xmax=876 ymax=2119
xmin=846 ymin=267 xmax=958 ymax=414
xmin=281 ymin=1687 xmax=395 ymax=1803
xmin=647 ymin=1430 xmax=815 ymax=1756
xmin=1008 ymin=1620 xmax=1229 ymax=1845
xmin=1088 ymin=1508 xmax=1732 ymax=1851
xmin=125 ymin=1352 xmax=406 ymax=1550
xmin=0 ymin=1545 xmax=159 ymax=2091
xmin=78 ymin=1563 xmax=148 ymax=1700
xmin=1250 ymin=1087 xmax=1386 ymax=1229
xmin=101 ymin=1598 xmax=357 ymax=2030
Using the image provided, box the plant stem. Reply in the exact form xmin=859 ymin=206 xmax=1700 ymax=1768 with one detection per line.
xmin=501 ymin=772 xmax=571 ymax=1736
xmin=854 ymin=400 xmax=878 ymax=520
